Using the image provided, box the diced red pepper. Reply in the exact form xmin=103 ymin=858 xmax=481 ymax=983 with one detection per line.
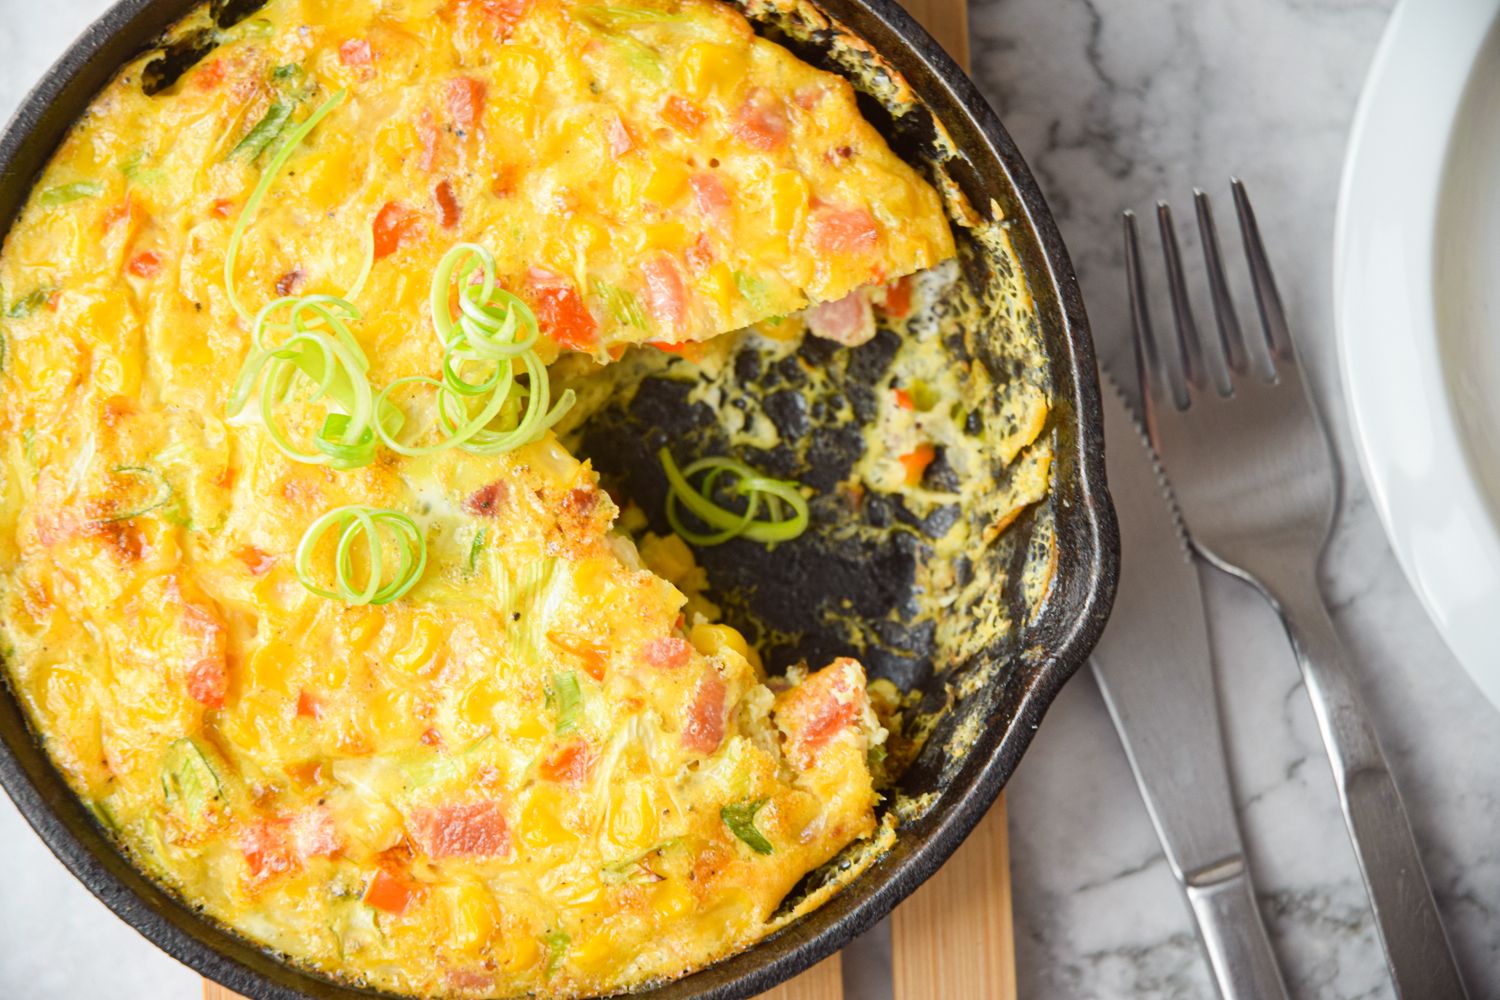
xmin=445 ymin=0 xmax=531 ymax=40
xmin=892 ymin=387 xmax=915 ymax=410
xmin=539 ymin=738 xmax=597 ymax=785
xmin=296 ymin=689 xmax=322 ymax=719
xmin=899 ymin=443 xmax=936 ymax=486
xmin=210 ymin=197 xmax=235 ymax=219
xmin=881 ymin=275 xmax=913 ymax=318
xmin=193 ymin=58 xmax=226 ymax=91
xmin=363 ymin=868 xmax=420 ymax=914
xmin=662 ymin=96 xmax=706 ymax=134
xmin=127 ymin=251 xmax=162 ymax=278
xmin=527 ymin=268 xmax=598 ymax=351
xmin=434 ymin=179 xmax=460 ymax=228
xmin=372 ymin=201 xmax=421 ymax=259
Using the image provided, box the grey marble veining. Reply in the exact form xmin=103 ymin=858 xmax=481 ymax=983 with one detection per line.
xmin=968 ymin=0 xmax=1500 ymax=998
xmin=1 ymin=1 xmax=1497 ymax=998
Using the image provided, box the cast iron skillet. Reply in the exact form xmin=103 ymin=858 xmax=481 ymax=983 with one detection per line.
xmin=0 ymin=0 xmax=1119 ymax=996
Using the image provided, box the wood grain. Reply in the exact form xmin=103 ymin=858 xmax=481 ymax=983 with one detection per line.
xmin=891 ymin=799 xmax=1015 ymax=1000
xmin=199 ymin=2 xmax=999 ymax=999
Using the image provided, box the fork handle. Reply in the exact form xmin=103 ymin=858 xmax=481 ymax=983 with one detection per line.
xmin=1270 ymin=570 xmax=1467 ymax=1000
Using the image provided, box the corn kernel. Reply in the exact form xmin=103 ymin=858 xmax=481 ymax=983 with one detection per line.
xmin=390 ymin=615 xmax=441 ymax=674
xmin=677 ymin=43 xmax=749 ymax=101
xmin=520 ymin=786 xmax=579 ymax=851
xmin=447 ymin=882 xmax=501 ymax=954
xmin=770 ymin=170 xmax=809 ymax=233
xmin=700 ymin=262 xmax=736 ymax=316
xmin=638 ymin=533 xmax=696 ymax=583
xmin=688 ymin=622 xmax=749 ymax=661
xmin=651 ymin=879 xmax=694 ymax=921
xmin=643 ymin=161 xmax=689 ymax=204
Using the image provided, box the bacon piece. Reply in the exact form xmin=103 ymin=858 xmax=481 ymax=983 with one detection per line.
xmin=641 ymin=636 xmax=692 ymax=670
xmin=417 ymin=111 xmax=441 ymax=172
xmin=445 ymin=0 xmax=531 ymax=40
xmin=236 ymin=818 xmax=296 ymax=884
xmin=689 ymin=172 xmax=731 ymax=222
xmin=731 ymin=88 xmax=790 ymax=151
xmin=607 ymin=115 xmax=635 ymax=157
xmin=681 ymin=672 xmax=727 ymax=754
xmin=527 ymin=267 xmax=598 ymax=351
xmin=804 ymin=288 xmax=875 ymax=347
xmin=464 ymin=480 xmax=509 ymax=517
xmin=776 ymin=658 xmax=867 ymax=769
xmin=339 ymin=38 xmax=373 ymax=68
xmin=409 ymin=800 xmax=510 ymax=858
xmin=274 ymin=268 xmax=305 ymax=296
xmin=807 ymin=206 xmax=879 ymax=254
xmin=180 ymin=593 xmax=229 ymax=710
xmin=291 ymin=806 xmax=342 ymax=859
xmin=642 ymin=254 xmax=688 ymax=333
xmin=447 ymin=75 xmax=486 ymax=131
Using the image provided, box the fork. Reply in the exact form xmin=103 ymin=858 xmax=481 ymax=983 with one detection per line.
xmin=1125 ymin=179 xmax=1468 ymax=1000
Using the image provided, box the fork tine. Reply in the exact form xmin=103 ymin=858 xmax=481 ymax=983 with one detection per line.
xmin=1124 ymin=209 xmax=1185 ymax=412
xmin=1155 ymin=202 xmax=1213 ymax=401
xmin=1193 ymin=189 xmax=1265 ymax=385
xmin=1231 ymin=178 xmax=1294 ymax=364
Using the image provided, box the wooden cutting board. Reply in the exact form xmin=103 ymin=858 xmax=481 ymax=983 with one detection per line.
xmin=206 ymin=1 xmax=1013 ymax=998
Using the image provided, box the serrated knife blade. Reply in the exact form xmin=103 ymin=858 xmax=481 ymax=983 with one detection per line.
xmin=1092 ymin=378 xmax=1289 ymax=1000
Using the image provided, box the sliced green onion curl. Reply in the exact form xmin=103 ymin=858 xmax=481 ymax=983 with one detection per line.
xmin=227 ymin=294 xmax=400 ymax=468
xmin=375 ymin=244 xmax=573 ymax=457
xmin=658 ymin=448 xmax=810 ymax=547
xmin=294 ymin=505 xmax=427 ymax=605
xmin=224 ymin=89 xmax=373 ymax=320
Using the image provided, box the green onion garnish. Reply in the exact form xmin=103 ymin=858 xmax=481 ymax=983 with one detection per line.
xmin=294 ymin=505 xmax=427 ymax=605
xmin=36 ymin=181 xmax=104 ymax=209
xmin=721 ymin=799 xmax=774 ymax=855
xmin=553 ymin=671 xmax=582 ymax=733
xmin=658 ymin=448 xmax=810 ymax=547
xmin=4 ymin=287 xmax=53 ymax=319
xmin=543 ymin=930 xmax=570 ymax=977
xmin=161 ymin=738 xmax=222 ymax=822
xmin=591 ymin=277 xmax=648 ymax=330
xmin=229 ymin=99 xmax=295 ymax=162
xmin=227 ymin=294 xmax=398 ymax=468
xmin=375 ymin=243 xmax=574 ymax=457
xmin=101 ymin=465 xmax=173 ymax=522
xmin=224 ymin=89 xmax=371 ymax=322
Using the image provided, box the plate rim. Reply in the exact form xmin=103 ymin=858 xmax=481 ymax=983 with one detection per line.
xmin=1333 ymin=0 xmax=1500 ymax=710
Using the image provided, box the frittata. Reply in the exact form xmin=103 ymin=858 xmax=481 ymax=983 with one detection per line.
xmin=0 ymin=0 xmax=963 ymax=996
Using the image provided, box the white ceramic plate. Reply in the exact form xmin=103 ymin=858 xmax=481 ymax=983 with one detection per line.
xmin=1335 ymin=0 xmax=1500 ymax=710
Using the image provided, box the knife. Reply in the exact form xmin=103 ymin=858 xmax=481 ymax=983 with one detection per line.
xmin=1091 ymin=379 xmax=1289 ymax=1000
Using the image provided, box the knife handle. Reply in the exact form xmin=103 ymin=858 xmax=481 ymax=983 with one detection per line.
xmin=1186 ymin=866 xmax=1288 ymax=1000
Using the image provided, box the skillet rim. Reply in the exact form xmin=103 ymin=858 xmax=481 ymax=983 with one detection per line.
xmin=0 ymin=0 xmax=1120 ymax=996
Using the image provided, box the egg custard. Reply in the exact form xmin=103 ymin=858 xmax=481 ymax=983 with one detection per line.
xmin=0 ymin=0 xmax=964 ymax=996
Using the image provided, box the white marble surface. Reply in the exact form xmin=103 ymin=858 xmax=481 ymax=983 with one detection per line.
xmin=2 ymin=1 xmax=1498 ymax=998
